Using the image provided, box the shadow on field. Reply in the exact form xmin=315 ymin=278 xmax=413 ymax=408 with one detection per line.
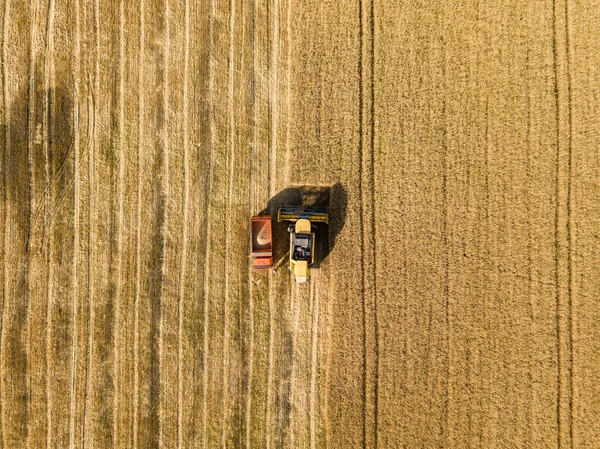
xmin=2 ymin=70 xmax=75 ymax=441
xmin=259 ymin=183 xmax=347 ymax=269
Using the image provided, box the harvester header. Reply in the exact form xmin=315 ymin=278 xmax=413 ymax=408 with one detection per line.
xmin=277 ymin=206 xmax=329 ymax=224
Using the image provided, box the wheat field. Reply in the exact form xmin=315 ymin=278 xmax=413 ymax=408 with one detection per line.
xmin=1 ymin=0 xmax=599 ymax=447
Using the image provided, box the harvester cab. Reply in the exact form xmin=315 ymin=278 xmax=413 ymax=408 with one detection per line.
xmin=278 ymin=206 xmax=329 ymax=283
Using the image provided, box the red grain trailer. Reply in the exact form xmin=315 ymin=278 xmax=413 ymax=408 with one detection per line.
xmin=251 ymin=215 xmax=273 ymax=269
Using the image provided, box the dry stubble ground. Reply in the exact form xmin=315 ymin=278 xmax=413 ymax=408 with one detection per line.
xmin=1 ymin=0 xmax=599 ymax=448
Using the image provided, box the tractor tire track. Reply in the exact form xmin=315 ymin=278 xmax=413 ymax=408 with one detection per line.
xmin=27 ymin=2 xmax=41 ymax=449
xmin=309 ymin=276 xmax=319 ymax=449
xmin=553 ymin=0 xmax=574 ymax=446
xmin=200 ymin=1 xmax=217 ymax=446
xmin=359 ymin=0 xmax=378 ymax=446
xmin=157 ymin=0 xmax=170 ymax=443
xmin=68 ymin=0 xmax=81 ymax=445
xmin=0 ymin=0 xmax=9 ymax=444
xmin=111 ymin=0 xmax=125 ymax=444
xmin=42 ymin=2 xmax=56 ymax=448
xmin=221 ymin=1 xmax=236 ymax=445
xmin=177 ymin=0 xmax=190 ymax=446
xmin=132 ymin=0 xmax=145 ymax=446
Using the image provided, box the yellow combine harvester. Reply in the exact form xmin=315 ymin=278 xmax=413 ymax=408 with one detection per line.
xmin=278 ymin=206 xmax=329 ymax=283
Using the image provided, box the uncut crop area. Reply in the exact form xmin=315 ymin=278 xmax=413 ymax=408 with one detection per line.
xmin=1 ymin=0 xmax=599 ymax=448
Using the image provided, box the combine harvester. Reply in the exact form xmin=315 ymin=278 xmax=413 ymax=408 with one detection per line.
xmin=278 ymin=206 xmax=329 ymax=283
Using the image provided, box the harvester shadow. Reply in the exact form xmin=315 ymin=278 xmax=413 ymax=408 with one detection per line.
xmin=259 ymin=183 xmax=347 ymax=270
xmin=2 ymin=68 xmax=76 ymax=441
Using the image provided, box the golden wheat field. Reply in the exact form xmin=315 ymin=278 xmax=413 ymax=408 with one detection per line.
xmin=1 ymin=0 xmax=599 ymax=447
